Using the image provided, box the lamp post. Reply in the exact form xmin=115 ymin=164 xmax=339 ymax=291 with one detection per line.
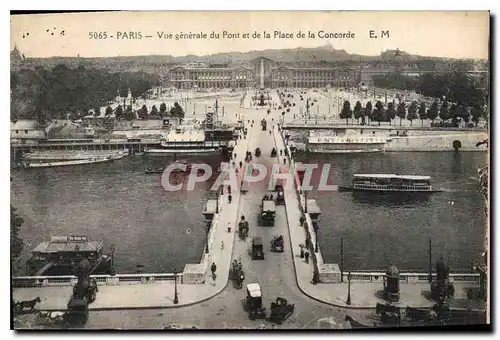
xmin=346 ymin=271 xmax=352 ymax=305
xmin=215 ymin=191 xmax=219 ymax=214
xmin=173 ymin=267 xmax=179 ymax=304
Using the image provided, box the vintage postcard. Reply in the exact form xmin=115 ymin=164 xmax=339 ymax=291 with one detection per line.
xmin=10 ymin=10 xmax=490 ymax=330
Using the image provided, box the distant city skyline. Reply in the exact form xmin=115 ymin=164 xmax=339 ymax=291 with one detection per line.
xmin=11 ymin=11 xmax=489 ymax=60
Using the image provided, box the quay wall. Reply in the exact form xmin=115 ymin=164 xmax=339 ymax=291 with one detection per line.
xmin=385 ymin=131 xmax=488 ymax=152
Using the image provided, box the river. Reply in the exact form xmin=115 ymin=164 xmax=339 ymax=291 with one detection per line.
xmin=11 ymin=151 xmax=487 ymax=274
xmin=11 ymin=155 xmax=222 ymax=275
xmin=295 ymin=151 xmax=487 ymax=272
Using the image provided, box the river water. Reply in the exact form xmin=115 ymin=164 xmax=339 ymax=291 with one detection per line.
xmin=11 ymin=151 xmax=487 ymax=274
xmin=295 ymin=151 xmax=487 ymax=272
xmin=11 ymin=155 xmax=222 ymax=275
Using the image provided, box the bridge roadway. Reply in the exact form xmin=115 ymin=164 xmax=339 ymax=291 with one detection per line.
xmin=14 ymin=93 xmax=368 ymax=330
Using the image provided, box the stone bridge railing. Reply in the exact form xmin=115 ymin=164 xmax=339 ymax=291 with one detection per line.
xmin=12 ymin=273 xmax=183 ymax=288
xmin=341 ymin=272 xmax=480 ymax=284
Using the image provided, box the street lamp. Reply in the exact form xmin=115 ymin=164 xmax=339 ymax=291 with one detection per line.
xmin=215 ymin=191 xmax=219 ymax=214
xmin=173 ymin=267 xmax=179 ymax=304
xmin=346 ymin=271 xmax=352 ymax=305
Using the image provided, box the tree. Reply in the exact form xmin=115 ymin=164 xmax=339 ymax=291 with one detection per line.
xmin=439 ymin=101 xmax=451 ymax=121
xmin=364 ymin=101 xmax=373 ymax=123
xmin=138 ymin=105 xmax=148 ymax=119
xmin=407 ymin=101 xmax=419 ymax=127
xmin=123 ymin=105 xmax=135 ymax=121
xmin=160 ymin=102 xmax=167 ymax=113
xmin=418 ymin=102 xmax=427 ymax=127
xmin=105 ymin=105 xmax=113 ymax=116
xmin=353 ymin=101 xmax=363 ymax=124
xmin=386 ymin=102 xmax=396 ymax=125
xmin=427 ymin=101 xmax=439 ymax=124
xmin=93 ymin=107 xmax=100 ymax=117
xmin=454 ymin=104 xmax=470 ymax=125
xmin=170 ymin=102 xmax=185 ymax=121
xmin=339 ymin=100 xmax=352 ymax=125
xmin=471 ymin=103 xmax=483 ymax=126
xmin=372 ymin=101 xmax=385 ymax=126
xmin=151 ymin=105 xmax=159 ymax=117
xmin=396 ymin=101 xmax=407 ymax=126
xmin=11 ymin=205 xmax=24 ymax=259
xmin=115 ymin=105 xmax=123 ymax=120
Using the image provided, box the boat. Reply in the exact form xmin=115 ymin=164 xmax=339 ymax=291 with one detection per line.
xmin=25 ymin=235 xmax=113 ymax=276
xmin=338 ymin=174 xmax=442 ymax=193
xmin=307 ymin=130 xmax=387 ymax=153
xmin=22 ymin=150 xmax=127 ymax=161
xmin=21 ymin=155 xmax=123 ymax=168
xmin=145 ymin=160 xmax=191 ymax=174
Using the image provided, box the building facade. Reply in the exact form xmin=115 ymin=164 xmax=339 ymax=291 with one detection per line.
xmin=165 ymin=57 xmax=359 ymax=89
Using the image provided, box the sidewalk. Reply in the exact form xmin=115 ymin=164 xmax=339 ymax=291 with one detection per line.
xmin=13 ymin=131 xmax=252 ymax=312
xmin=271 ymin=125 xmax=481 ymax=309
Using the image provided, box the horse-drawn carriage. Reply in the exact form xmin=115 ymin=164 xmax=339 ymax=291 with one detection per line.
xmin=255 ymin=148 xmax=261 ymax=158
xmin=238 ymin=216 xmax=249 ymax=241
xmin=245 ymin=283 xmax=267 ymax=320
xmin=268 ymin=297 xmax=295 ymax=324
xmin=67 ymin=277 xmax=98 ymax=317
xmin=260 ymin=199 xmax=276 ymax=226
xmin=66 ymin=258 xmax=98 ymax=318
xmin=252 ymin=237 xmax=265 ymax=260
xmin=270 ymin=235 xmax=284 ymax=252
xmin=229 ymin=260 xmax=245 ymax=289
xmin=275 ymin=184 xmax=285 ymax=205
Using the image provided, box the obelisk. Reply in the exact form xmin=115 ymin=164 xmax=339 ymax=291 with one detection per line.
xmin=260 ymin=59 xmax=264 ymax=89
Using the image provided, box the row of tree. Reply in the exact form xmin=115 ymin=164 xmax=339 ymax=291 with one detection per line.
xmin=11 ymin=64 xmax=161 ymax=122
xmin=93 ymin=101 xmax=185 ymax=121
xmin=339 ymin=99 xmax=484 ymax=126
xmin=372 ymin=71 xmax=487 ymax=109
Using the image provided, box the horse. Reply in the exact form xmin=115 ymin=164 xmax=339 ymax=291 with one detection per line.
xmin=344 ymin=315 xmax=374 ymax=328
xmin=14 ymin=297 xmax=41 ymax=313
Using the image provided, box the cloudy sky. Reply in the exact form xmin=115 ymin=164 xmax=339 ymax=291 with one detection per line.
xmin=10 ymin=11 xmax=489 ymax=59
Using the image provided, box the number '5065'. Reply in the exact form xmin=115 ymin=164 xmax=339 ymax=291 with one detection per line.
xmin=89 ymin=32 xmax=108 ymax=39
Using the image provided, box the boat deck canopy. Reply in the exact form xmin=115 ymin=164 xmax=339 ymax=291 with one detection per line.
xmin=32 ymin=236 xmax=103 ymax=253
xmin=354 ymin=174 xmax=431 ymax=181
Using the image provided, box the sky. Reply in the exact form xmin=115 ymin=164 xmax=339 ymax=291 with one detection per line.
xmin=10 ymin=11 xmax=489 ymax=60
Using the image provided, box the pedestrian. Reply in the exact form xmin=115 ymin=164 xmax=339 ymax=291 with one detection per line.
xmin=228 ymin=194 xmax=232 ymax=203
xmin=211 ymin=262 xmax=217 ymax=276
xmin=228 ymin=185 xmax=231 ymax=195
xmin=221 ymin=241 xmax=225 ymax=250
xmin=280 ymin=150 xmax=283 ymax=156
xmin=227 ymin=222 xmax=232 ymax=233
xmin=283 ymin=158 xmax=287 ymax=164
xmin=300 ymin=245 xmax=305 ymax=258
xmin=305 ymin=251 xmax=310 ymax=264
xmin=234 ymin=152 xmax=237 ymax=159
